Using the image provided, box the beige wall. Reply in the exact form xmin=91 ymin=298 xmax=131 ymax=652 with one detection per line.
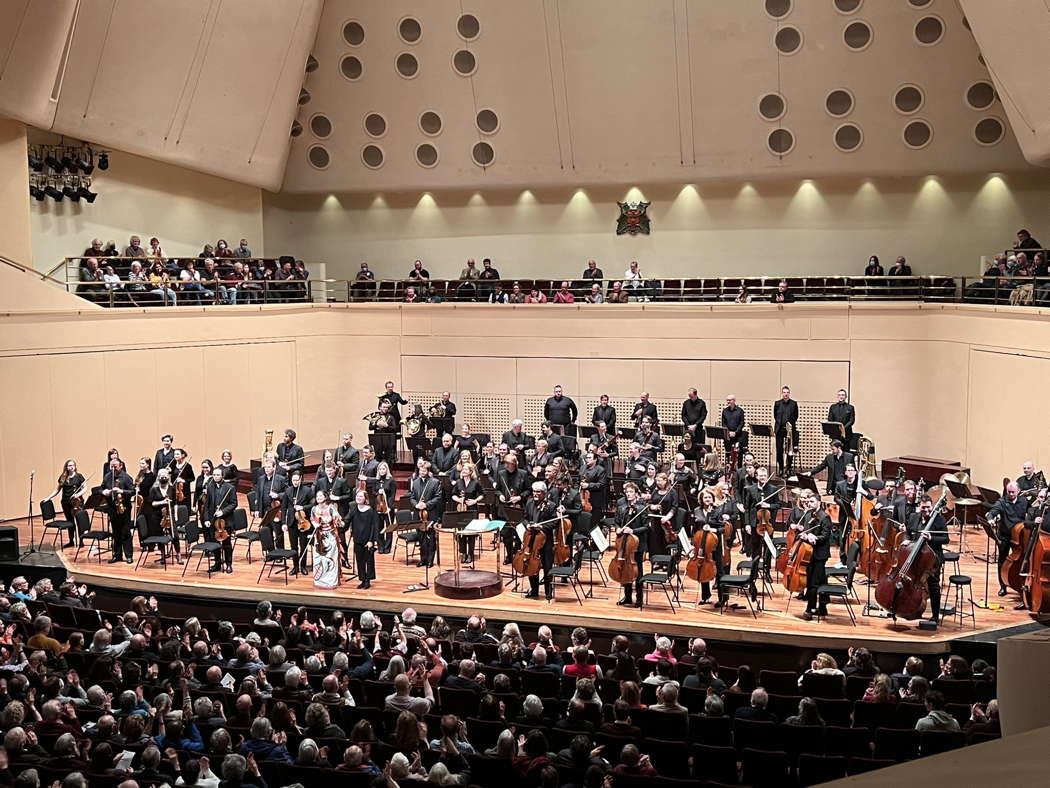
xmin=1 ymin=300 xmax=1048 ymax=519
xmin=28 ymin=137 xmax=265 ymax=273
xmin=0 ymin=118 xmax=32 ymax=264
xmin=262 ymin=172 xmax=1044 ymax=280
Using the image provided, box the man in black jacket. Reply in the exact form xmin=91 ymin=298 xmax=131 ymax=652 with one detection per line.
xmin=379 ymin=380 xmax=408 ymax=427
xmin=280 ymin=470 xmax=313 ymax=571
xmin=276 ymin=429 xmax=305 ymax=475
xmin=523 ymin=482 xmax=559 ymax=600
xmin=591 ymin=394 xmax=617 ymax=432
xmin=721 ymin=394 xmax=747 ymax=458
xmin=795 ymin=493 xmax=833 ymax=621
xmin=828 ymin=390 xmax=857 ymax=450
xmin=773 ymin=386 xmax=799 ymax=477
xmin=810 ymin=440 xmax=854 ymax=495
xmin=615 ymin=483 xmax=649 ymax=608
xmin=410 ymin=462 xmax=442 ymax=567
xmin=431 ymin=433 xmax=458 ymax=476
xmin=334 ymin=433 xmax=360 ymax=479
xmin=203 ymin=467 xmax=237 ymax=573
xmin=544 ymin=385 xmax=578 ymax=436
xmin=154 ymin=434 xmax=176 ymax=475
xmin=502 ymin=420 xmax=533 ymax=457
xmin=681 ymin=388 xmax=708 ymax=447
xmin=102 ymin=458 xmax=134 ymax=564
xmin=986 ymin=482 xmax=1029 ymax=596
xmin=902 ymin=495 xmax=949 ymax=625
xmin=743 ymin=467 xmax=781 ymax=592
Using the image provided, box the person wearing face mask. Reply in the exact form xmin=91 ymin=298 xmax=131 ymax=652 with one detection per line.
xmin=214 ymin=239 xmax=234 ymax=258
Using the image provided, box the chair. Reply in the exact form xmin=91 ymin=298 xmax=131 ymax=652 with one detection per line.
xmin=873 ymin=727 xmax=920 ymax=761
xmin=931 ymin=679 xmax=976 ymax=706
xmin=437 ymin=686 xmax=479 ymax=718
xmin=778 ymin=723 xmax=825 ymax=762
xmin=826 ymin=540 xmax=861 ymax=593
xmin=799 ymin=672 xmax=845 ymax=699
xmin=942 ymin=575 xmax=976 ymax=628
xmin=815 ymin=697 xmax=852 ymax=726
xmin=732 ymin=718 xmax=778 ymax=751
xmin=639 ymin=709 xmax=689 ymax=741
xmin=759 ymin=670 xmax=800 ymax=696
xmin=256 ymin=525 xmax=297 ymax=585
xmin=549 ymin=562 xmax=584 ymax=605
xmin=39 ymin=498 xmax=74 ymax=548
xmin=135 ymin=515 xmax=173 ymax=571
xmin=824 ymin=725 xmax=871 ymax=757
xmin=845 ymin=675 xmax=873 ymax=703
xmin=231 ymin=506 xmax=260 ymax=562
xmin=392 ymin=509 xmax=422 ymax=563
xmin=689 ymin=743 xmax=739 ymax=783
xmin=521 ymin=669 xmax=560 ymax=699
xmin=182 ymin=519 xmax=221 ymax=578
xmin=892 ymin=702 xmax=927 ymax=729
xmin=798 ymin=753 xmax=847 ymax=786
xmin=846 ymin=755 xmax=895 ymax=775
xmin=465 ymin=717 xmax=505 ymax=752
xmin=919 ymin=729 xmax=965 ymax=756
xmin=717 ymin=574 xmax=758 ymax=618
xmin=643 ymin=737 xmax=690 ymax=778
xmin=640 ymin=569 xmax=678 ymax=612
xmin=852 ymin=700 xmax=895 ymax=731
xmin=741 ymin=747 xmax=790 ymax=786
xmin=73 ymin=509 xmax=111 ymax=563
xmin=467 ymin=753 xmax=517 ymax=787
xmin=689 ymin=714 xmax=733 ymax=746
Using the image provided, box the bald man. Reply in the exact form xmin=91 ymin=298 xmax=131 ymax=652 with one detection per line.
xmin=985 ymin=482 xmax=1029 ymax=596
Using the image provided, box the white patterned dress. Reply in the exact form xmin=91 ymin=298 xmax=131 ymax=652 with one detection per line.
xmin=312 ymin=503 xmax=341 ymax=589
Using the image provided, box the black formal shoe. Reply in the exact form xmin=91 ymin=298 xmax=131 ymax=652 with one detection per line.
xmin=125 ymin=558 xmax=133 ymax=564
xmin=362 ymin=581 xmax=371 ymax=589
xmin=616 ymin=598 xmax=631 ymax=606
xmin=1014 ymin=602 xmax=1028 ymax=610
xmin=107 ymin=557 xmax=121 ymax=564
xmin=416 ymin=561 xmax=427 ymax=567
xmin=795 ymin=593 xmax=807 ymax=600
xmin=998 ymin=586 xmax=1008 ymax=596
xmin=63 ymin=542 xmax=75 ymax=548
xmin=802 ymin=611 xmax=814 ymax=621
xmin=225 ymin=566 xmax=233 ymax=574
xmin=356 ymin=581 xmax=366 ymax=589
xmin=699 ymin=597 xmax=711 ymax=605
xmin=634 ymin=600 xmax=643 ymax=608
xmin=524 ymin=591 xmax=539 ymax=599
xmin=211 ymin=566 xmax=222 ymax=573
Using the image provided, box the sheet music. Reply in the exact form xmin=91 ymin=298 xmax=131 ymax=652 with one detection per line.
xmin=465 ymin=519 xmax=504 ymax=533
xmin=591 ymin=526 xmax=609 ymax=552
xmin=678 ymin=527 xmax=691 ymax=553
xmin=515 ymin=523 xmax=526 ymax=541
xmin=762 ymin=532 xmax=777 ymax=558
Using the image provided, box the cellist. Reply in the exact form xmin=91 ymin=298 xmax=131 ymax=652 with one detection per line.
xmin=900 ymin=495 xmax=948 ymax=625
xmin=799 ymin=492 xmax=833 ymax=621
xmin=835 ymin=464 xmax=873 ymax=556
xmin=523 ymin=481 xmax=558 ymax=601
xmin=692 ymin=489 xmax=726 ymax=606
xmin=615 ymin=482 xmax=649 ymax=608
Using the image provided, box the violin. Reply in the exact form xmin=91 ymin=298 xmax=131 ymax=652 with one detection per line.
xmin=160 ymin=502 xmax=173 ymax=536
xmin=376 ymin=486 xmax=389 ymax=515
xmin=513 ymin=525 xmax=546 ymax=577
xmin=176 ymin=478 xmax=187 ymax=504
xmin=686 ymin=526 xmax=719 ymax=584
xmin=607 ymin=528 xmax=640 ymax=585
xmin=214 ymin=517 xmax=229 ymax=542
xmin=112 ymin=485 xmax=125 ymax=515
xmin=296 ymin=508 xmax=311 ymax=532
xmin=581 ymin=488 xmax=592 ymax=513
xmin=875 ymin=497 xmax=946 ymax=620
xmin=755 ymin=507 xmax=774 ymax=537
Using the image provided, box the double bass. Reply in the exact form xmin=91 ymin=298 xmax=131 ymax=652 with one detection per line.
xmin=783 ymin=507 xmax=820 ymax=594
xmin=875 ymin=496 xmax=946 ymax=620
xmin=513 ymin=524 xmax=546 ymax=577
xmin=999 ymin=517 xmax=1028 ymax=595
xmin=1021 ymin=491 xmax=1050 ymax=614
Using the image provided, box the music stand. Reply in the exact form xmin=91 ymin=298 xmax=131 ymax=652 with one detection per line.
xmin=661 ymin=424 xmax=684 ymax=437
xmin=750 ymin=423 xmax=773 ymax=472
xmin=578 ymin=425 xmax=598 ymax=441
xmin=619 ymin=426 xmax=637 ymax=442
xmin=406 ymin=436 xmax=431 ymax=463
xmin=821 ymin=422 xmax=846 ymax=442
xmin=431 ymin=417 xmax=454 ymax=436
xmin=789 ymin=473 xmax=820 ymax=495
xmin=973 ymin=512 xmax=998 ymax=609
xmin=369 ymin=433 xmax=397 ymax=465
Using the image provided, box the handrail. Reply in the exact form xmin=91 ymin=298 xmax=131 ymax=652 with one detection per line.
xmin=1 ymin=255 xmax=76 ymax=287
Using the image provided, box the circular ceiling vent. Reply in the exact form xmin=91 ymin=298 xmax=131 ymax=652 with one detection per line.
xmin=343 ymin=21 xmax=365 ymax=46
xmin=902 ymin=119 xmax=933 ymax=149
xmin=758 ymin=93 xmax=786 ymax=121
xmin=309 ymin=114 xmax=332 ymax=138
xmin=419 ymin=111 xmax=442 ymax=136
xmin=340 ymin=55 xmax=363 ymax=81
xmin=914 ymin=16 xmax=944 ymax=45
xmin=361 ymin=144 xmax=384 ymax=169
xmin=774 ymin=26 xmax=803 ymax=55
xmin=307 ymin=145 xmax=329 ymax=169
xmin=453 ymin=49 xmax=477 ymax=76
xmin=364 ymin=112 xmax=387 ymax=138
xmin=471 ymin=141 xmax=495 ymax=167
xmin=833 ymin=0 xmax=862 ymax=14
xmin=974 ymin=117 xmax=1004 ymax=146
xmin=457 ymin=14 xmax=480 ymax=40
xmin=834 ymin=123 xmax=863 ymax=152
xmin=764 ymin=0 xmax=791 ymax=19
xmin=767 ymin=128 xmax=795 ymax=156
xmin=893 ymin=84 xmax=925 ymax=114
xmin=825 ymin=88 xmax=854 ymax=117
xmin=843 ymin=21 xmax=872 ymax=50
xmin=398 ymin=17 xmax=422 ymax=44
xmin=416 ymin=143 xmax=439 ymax=168
xmin=476 ymin=108 xmax=500 ymax=134
xmin=396 ymin=52 xmax=419 ymax=78
xmin=965 ymin=81 xmax=996 ymax=110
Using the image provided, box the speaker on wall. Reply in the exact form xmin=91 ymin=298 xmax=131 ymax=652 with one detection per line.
xmin=0 ymin=527 xmax=19 ymax=561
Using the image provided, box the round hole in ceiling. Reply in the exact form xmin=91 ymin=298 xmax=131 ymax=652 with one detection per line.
xmin=361 ymin=144 xmax=384 ymax=169
xmin=764 ymin=0 xmax=791 ymax=19
xmin=843 ymin=21 xmax=872 ymax=50
xmin=758 ymin=93 xmax=786 ymax=121
xmin=364 ymin=112 xmax=387 ymax=138
xmin=774 ymin=26 xmax=803 ymax=55
xmin=453 ymin=49 xmax=477 ymax=76
xmin=966 ymin=81 xmax=996 ymax=110
xmin=471 ymin=141 xmax=495 ymax=167
xmin=893 ymin=84 xmax=925 ymax=114
xmin=342 ymin=20 xmax=365 ymax=46
xmin=834 ymin=123 xmax=863 ymax=152
xmin=914 ymin=16 xmax=944 ymax=45
xmin=974 ymin=117 xmax=1004 ymax=146
xmin=305 ymin=54 xmax=319 ymax=73
xmin=825 ymin=88 xmax=854 ymax=117
xmin=340 ymin=55 xmax=363 ymax=80
xmin=307 ymin=145 xmax=330 ymax=170
xmin=476 ymin=108 xmax=500 ymax=134
xmin=310 ymin=114 xmax=332 ymax=139
xmin=767 ymin=128 xmax=795 ymax=156
xmin=419 ymin=111 xmax=442 ymax=136
xmin=298 ymin=88 xmax=311 ymax=106
xmin=457 ymin=13 xmax=480 ymax=40
xmin=902 ymin=119 xmax=933 ymax=149
xmin=398 ymin=16 xmax=422 ymax=44
xmin=290 ymin=120 xmax=302 ymax=138
xmin=396 ymin=52 xmax=419 ymax=78
xmin=416 ymin=143 xmax=439 ymax=168
xmin=833 ymin=0 xmax=862 ymax=14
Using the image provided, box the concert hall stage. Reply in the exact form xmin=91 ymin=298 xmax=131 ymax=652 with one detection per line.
xmin=51 ymin=523 xmax=1036 ymax=656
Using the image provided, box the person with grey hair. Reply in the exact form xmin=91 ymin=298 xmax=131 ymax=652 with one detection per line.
xmin=296 ymin=738 xmax=332 ymax=768
xmin=273 ymin=665 xmax=310 ymax=703
xmin=304 ymin=702 xmax=346 ymax=739
xmin=400 ymin=607 xmax=426 ymax=639
xmin=238 ymin=716 xmax=293 ymax=763
xmin=527 ymin=645 xmax=562 ymax=675
xmin=734 ymin=687 xmax=777 ymax=723
xmin=267 ymin=644 xmax=292 ymax=671
xmin=358 ymin=610 xmax=377 ymax=633
xmin=338 ymin=743 xmax=381 ymax=776
xmin=311 ymin=673 xmax=354 ymax=707
xmin=516 ymin=694 xmax=551 ymax=728
xmin=384 ymin=671 xmax=434 ymax=716
xmin=650 ymin=682 xmax=688 ymax=716
xmin=522 ymin=480 xmax=558 ymax=599
xmin=253 ymin=600 xmax=278 ymax=627
xmin=13 ymin=770 xmax=40 ymax=788
xmin=703 ymin=694 xmax=726 ymax=718
xmin=61 ymin=774 xmax=88 ymax=788
xmin=89 ymin=629 xmax=128 ymax=656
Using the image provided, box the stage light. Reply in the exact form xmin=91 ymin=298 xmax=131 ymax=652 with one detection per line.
xmin=77 ymin=177 xmax=97 ymax=203
xmin=75 ymin=150 xmax=94 ymax=175
xmin=28 ymin=150 xmax=43 ymax=172
xmin=63 ymin=180 xmax=81 ymax=202
xmin=60 ymin=153 xmax=76 ymax=172
xmin=43 ymin=181 xmax=64 ymax=201
xmin=44 ymin=151 xmax=64 ymax=172
xmin=29 ymin=180 xmax=45 ymax=201
xmin=97 ymin=152 xmax=109 ymax=171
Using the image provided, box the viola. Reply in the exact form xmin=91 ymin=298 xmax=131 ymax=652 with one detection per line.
xmin=513 ymin=526 xmax=546 ymax=577
xmin=608 ymin=529 xmax=640 ymax=585
xmin=213 ymin=517 xmax=229 ymax=542
xmin=176 ymin=478 xmax=187 ymax=504
xmin=686 ymin=527 xmax=719 ymax=584
xmin=296 ymin=508 xmax=311 ymax=532
xmin=376 ymin=487 xmax=389 ymax=514
xmin=755 ymin=507 xmax=774 ymax=537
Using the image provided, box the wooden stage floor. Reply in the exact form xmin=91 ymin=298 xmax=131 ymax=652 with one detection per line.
xmin=42 ymin=514 xmax=1034 ymax=655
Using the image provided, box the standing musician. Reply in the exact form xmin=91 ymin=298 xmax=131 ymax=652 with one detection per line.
xmin=346 ymin=488 xmax=379 ymax=589
xmin=986 ymin=482 xmax=1029 ymax=597
xmin=835 ymin=464 xmax=873 ymax=550
xmin=451 ymin=462 xmax=483 ymax=563
xmin=539 ymin=422 xmax=565 ymax=459
xmin=810 ymin=440 xmax=853 ymax=495
xmin=828 ymin=389 xmax=857 ymax=450
xmin=256 ymin=461 xmax=284 ymax=523
xmin=795 ymin=492 xmax=833 ymax=621
xmin=721 ymin=395 xmax=747 ymax=459
xmin=218 ymin=451 xmax=238 ymax=484
xmin=280 ymin=469 xmax=314 ymax=574
xmin=480 ymin=443 xmax=500 ymax=478
xmin=203 ymin=466 xmax=236 ymax=574
xmin=734 ymin=457 xmax=757 ymax=502
xmin=1016 ymin=461 xmax=1044 ymax=494
xmin=682 ymin=388 xmax=708 ymax=447
xmin=431 ymin=434 xmax=458 ymax=476
xmin=632 ymin=392 xmax=658 ymax=427
xmin=369 ymin=402 xmax=398 ymax=464
xmin=102 ymin=448 xmax=124 ymax=478
xmin=648 ymin=471 xmax=679 ymax=565
xmin=314 ymin=464 xmax=350 ymax=556
xmin=496 ymin=452 xmax=529 ymax=557
xmin=379 ymin=381 xmax=408 ymax=427
xmin=692 ymin=488 xmax=728 ymax=606
xmin=311 ymin=491 xmax=343 ymax=590
xmin=579 ymin=451 xmax=609 ymax=517
xmin=132 ymin=458 xmax=156 ymax=534
xmin=522 ymin=481 xmax=559 ymax=601
xmin=671 ymin=453 xmax=697 ymax=491
xmin=335 ymin=433 xmax=361 ymax=479
xmin=636 ymin=417 xmax=664 ymax=462
xmin=276 ymin=429 xmax=305 ymax=475
xmin=592 ymin=394 xmax=617 ymax=433
xmin=744 ymin=466 xmax=781 ymax=593
xmin=624 ymin=444 xmax=648 ymax=482
xmin=357 ymin=445 xmax=379 ymax=481
xmin=148 ymin=469 xmax=178 ymax=559
xmin=48 ymin=460 xmax=85 ymax=539
xmin=154 ymin=435 xmax=175 ymax=475
xmin=544 ymin=385 xmax=578 ymax=436
xmin=874 ymin=477 xmax=906 ymax=546
xmin=900 ymin=495 xmax=948 ymax=625
xmin=432 ymin=391 xmax=457 ymax=418
xmin=170 ymin=449 xmax=195 ymax=525
xmin=502 ymin=420 xmax=533 ymax=457
xmin=773 ymin=386 xmax=800 ymax=477
xmin=533 ymin=439 xmax=554 ymax=469
xmin=409 ymin=461 xmax=441 ymax=568
xmin=454 ymin=424 xmax=481 ymax=459
xmin=194 ymin=459 xmax=214 ymax=521
xmin=615 ymin=482 xmax=649 ymax=608
xmin=554 ymin=473 xmax=584 ymax=535
xmin=374 ymin=461 xmax=397 ymax=554
xmin=587 ymin=421 xmax=616 ymax=475
xmin=102 ymin=458 xmax=134 ymax=565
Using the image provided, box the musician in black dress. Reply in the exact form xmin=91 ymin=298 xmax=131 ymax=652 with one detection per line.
xmin=592 ymin=395 xmax=617 ymax=433
xmin=280 ymin=470 xmax=314 ymax=573
xmin=132 ymin=457 xmax=156 ymax=528
xmin=374 ymin=461 xmax=397 ymax=554
xmin=451 ymin=462 xmax=483 ymax=562
xmin=148 ymin=469 xmax=177 ymax=557
xmin=276 ymin=429 xmax=305 ymax=475
xmin=380 ymin=380 xmax=408 ymax=426
xmin=692 ymin=489 xmax=728 ymax=605
xmin=48 ymin=460 xmax=85 ymax=540
xmin=682 ymin=388 xmax=708 ymax=447
xmin=480 ymin=443 xmax=500 ymax=478
xmin=647 ymin=472 xmax=679 ymax=560
xmin=810 ymin=440 xmax=853 ymax=495
xmin=615 ymin=483 xmax=649 ymax=608
xmin=203 ymin=467 xmax=236 ymax=573
xmin=102 ymin=458 xmax=134 ymax=564
xmin=153 ymin=435 xmax=175 ymax=476
xmin=773 ymin=386 xmax=799 ymax=477
xmin=217 ymin=451 xmax=238 ymax=484
xmin=632 ymin=393 xmax=658 ymax=426
xmin=743 ymin=467 xmax=781 ymax=594
xmin=409 ymin=461 xmax=442 ymax=567
xmin=544 ymin=385 xmax=578 ymax=436
xmin=170 ymin=449 xmax=195 ymax=532
xmin=986 ymin=482 xmax=1029 ymax=596
xmin=828 ymin=389 xmax=857 ymax=450
xmin=579 ymin=452 xmax=608 ymax=518
xmin=522 ymin=482 xmax=558 ymax=600
xmin=335 ymin=433 xmax=361 ymax=479
xmin=347 ymin=489 xmax=380 ymax=588
xmin=454 ymin=424 xmax=481 ymax=459
xmin=798 ymin=493 xmax=833 ymax=621
xmin=901 ymin=495 xmax=948 ymax=624
xmin=721 ymin=394 xmax=747 ymax=458
xmin=194 ymin=459 xmax=214 ymax=525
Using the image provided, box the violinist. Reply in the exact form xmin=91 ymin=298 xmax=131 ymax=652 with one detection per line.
xmin=280 ymin=469 xmax=314 ymax=574
xmin=648 ymin=472 xmax=679 ymax=558
xmin=374 ymin=461 xmax=397 ymax=554
xmin=171 ymin=449 xmax=195 ymax=507
xmin=154 ymin=434 xmax=175 ymax=474
xmin=276 ymin=428 xmax=305 ymax=475
xmin=133 ymin=457 xmax=156 ymax=524
xmin=346 ymin=489 xmax=379 ymax=589
xmin=901 ymin=495 xmax=948 ymax=625
xmin=497 ymin=453 xmax=529 ymax=560
xmin=102 ymin=458 xmax=134 ymax=564
xmin=312 ymin=490 xmax=344 ymax=589
xmin=682 ymin=388 xmax=708 ymax=447
xmin=986 ymin=482 xmax=1029 ymax=597
xmin=256 ymin=461 xmax=284 ymax=522
xmin=797 ymin=493 xmax=833 ymax=621
xmin=810 ymin=440 xmax=853 ymax=495
xmin=314 ymin=464 xmax=350 ymax=554
xmin=592 ymin=394 xmax=617 ymax=433
xmin=432 ymin=433 xmax=458 ymax=476
xmin=637 ymin=417 xmax=664 ymax=462
xmin=203 ymin=467 xmax=236 ymax=574
xmin=502 ymin=419 xmax=533 ymax=457
xmin=149 ymin=469 xmax=178 ymax=560
xmin=671 ymin=453 xmax=697 ymax=492
xmin=194 ymin=459 xmax=215 ymax=520
xmin=579 ymin=451 xmax=609 ymax=517
xmin=409 ymin=461 xmax=441 ymax=568
xmin=480 ymin=442 xmax=500 ymax=478
xmin=734 ymin=457 xmax=757 ymax=502
xmin=451 ymin=462 xmax=483 ymax=563
xmin=774 ymin=387 xmax=799 ymax=477
xmin=715 ymin=480 xmax=744 ymax=535
xmin=587 ymin=421 xmax=616 ymax=474
xmin=721 ymin=395 xmax=747 ymax=458
xmin=692 ymin=489 xmax=727 ymax=606
xmin=615 ymin=482 xmax=649 ymax=608
xmin=335 ymin=433 xmax=361 ymax=479
xmin=523 ymin=481 xmax=559 ymax=600
xmin=47 ymin=460 xmax=85 ymax=540
xmin=744 ymin=467 xmax=781 ymax=592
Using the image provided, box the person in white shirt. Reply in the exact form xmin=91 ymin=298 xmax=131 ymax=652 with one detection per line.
xmin=623 ymin=260 xmax=648 ymax=301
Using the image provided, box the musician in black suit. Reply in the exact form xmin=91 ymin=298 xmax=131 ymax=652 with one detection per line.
xmin=636 ymin=417 xmax=664 ymax=462
xmin=631 ymin=393 xmax=658 ymax=426
xmin=255 ymin=462 xmax=285 ymax=522
xmin=874 ymin=478 xmax=907 ymax=546
xmin=347 ymin=488 xmax=380 ymax=588
xmin=433 ymin=392 xmax=457 ymax=418
xmin=154 ymin=435 xmax=176 ymax=475
xmin=357 ymin=445 xmax=379 ymax=482
xmin=614 ymin=483 xmax=649 ymax=608
xmin=280 ymin=470 xmax=314 ymax=573
xmin=810 ymin=440 xmax=853 ymax=495
xmin=681 ymin=388 xmax=708 ymax=447
xmin=743 ymin=467 xmax=781 ymax=593
xmin=901 ymin=495 xmax=949 ymax=624
xmin=773 ymin=386 xmax=800 ymax=477
xmin=579 ymin=452 xmax=608 ymax=520
xmin=587 ymin=421 xmax=616 ymax=475
xmin=431 ymin=434 xmax=458 ymax=476
xmin=497 ymin=453 xmax=529 ymax=561
xmin=203 ymin=467 xmax=237 ymax=573
xmin=540 ymin=422 xmax=565 ymax=458
xmin=827 ymin=389 xmax=856 ymax=450
xmin=591 ymin=395 xmax=617 ymax=433
xmin=276 ymin=429 xmax=305 ymax=475
xmin=797 ymin=493 xmax=833 ymax=621
xmin=986 ymin=482 xmax=1029 ymax=596
xmin=834 ymin=464 xmax=873 ymax=549
xmin=522 ymin=482 xmax=559 ymax=600
xmin=380 ymin=381 xmax=408 ymax=426
xmin=502 ymin=420 xmax=533 ymax=457
xmin=409 ymin=461 xmax=442 ymax=567
xmin=721 ymin=395 xmax=747 ymax=458
xmin=335 ymin=433 xmax=361 ymax=479
xmin=102 ymin=459 xmax=134 ymax=564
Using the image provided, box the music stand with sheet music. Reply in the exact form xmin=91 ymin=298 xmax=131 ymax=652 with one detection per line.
xmin=822 ymin=421 xmax=846 ymax=443
xmin=406 ymin=436 xmax=431 ymax=463
xmin=789 ymin=473 xmax=820 ymax=496
xmin=431 ymin=416 xmax=454 ymax=437
xmin=750 ymin=423 xmax=773 ymax=472
xmin=369 ymin=433 xmax=398 ymax=465
xmin=706 ymin=427 xmax=727 ymax=464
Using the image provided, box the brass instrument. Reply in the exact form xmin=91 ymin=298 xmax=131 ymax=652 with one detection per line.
xmin=783 ymin=422 xmax=794 ymax=474
xmin=858 ymin=436 xmax=877 ymax=479
xmin=363 ymin=411 xmax=383 ymax=429
xmin=429 ymin=403 xmax=447 ymax=418
xmin=405 ymin=416 xmax=424 ymax=436
xmin=263 ymin=429 xmax=274 ymax=457
xmin=525 ymin=448 xmax=536 ymax=466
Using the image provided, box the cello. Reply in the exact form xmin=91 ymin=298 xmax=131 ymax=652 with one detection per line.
xmin=783 ymin=503 xmax=820 ymax=594
xmin=1021 ymin=490 xmax=1050 ymax=614
xmin=608 ymin=529 xmax=640 ymax=585
xmin=553 ymin=506 xmax=573 ymax=566
xmin=512 ymin=524 xmax=546 ymax=577
xmin=686 ymin=527 xmax=719 ymax=584
xmin=875 ymin=496 xmax=946 ymax=620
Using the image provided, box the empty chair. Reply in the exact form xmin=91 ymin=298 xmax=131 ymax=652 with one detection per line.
xmin=846 ymin=756 xmax=896 ymax=775
xmin=919 ymin=729 xmax=965 ymax=756
xmin=690 ymin=743 xmax=739 ymax=783
xmin=931 ymin=679 xmax=976 ymax=706
xmin=643 ymin=737 xmax=690 ymax=778
xmin=824 ymin=725 xmax=871 ymax=758
xmin=873 ymin=727 xmax=920 ymax=761
xmin=777 ymin=723 xmax=825 ymax=761
xmin=521 ymin=669 xmax=560 ymax=699
xmin=798 ymin=753 xmax=847 ymax=786
xmin=437 ymin=686 xmax=479 ymax=718
xmin=815 ymin=697 xmax=851 ymax=726
xmin=741 ymin=747 xmax=790 ymax=786
xmin=733 ymin=718 xmax=778 ymax=751
xmin=690 ymin=714 xmax=733 ymax=746
xmin=758 ymin=670 xmax=800 ymax=696
xmin=800 ymin=672 xmax=845 ymax=699
xmin=39 ymin=498 xmax=75 ymax=548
